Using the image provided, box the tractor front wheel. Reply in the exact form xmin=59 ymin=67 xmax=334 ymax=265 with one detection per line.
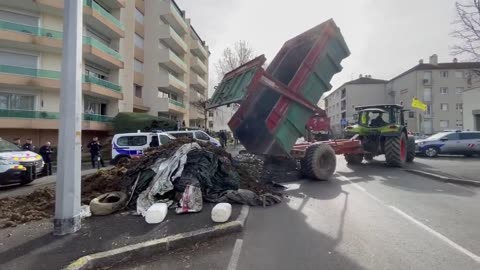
xmin=301 ymin=144 xmax=336 ymax=180
xmin=345 ymin=154 xmax=364 ymax=165
xmin=385 ymin=132 xmax=408 ymax=167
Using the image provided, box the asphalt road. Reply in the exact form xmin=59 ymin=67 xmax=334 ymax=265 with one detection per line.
xmin=410 ymin=155 xmax=480 ymax=181
xmin=122 ymin=156 xmax=480 ymax=270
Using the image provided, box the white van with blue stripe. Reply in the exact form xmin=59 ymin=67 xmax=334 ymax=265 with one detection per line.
xmin=111 ymin=131 xmax=175 ymax=164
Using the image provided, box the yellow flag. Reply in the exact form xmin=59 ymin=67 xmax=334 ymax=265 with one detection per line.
xmin=411 ymin=98 xmax=427 ymax=111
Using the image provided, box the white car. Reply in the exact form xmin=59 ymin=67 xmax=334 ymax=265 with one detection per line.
xmin=111 ymin=131 xmax=175 ymax=164
xmin=0 ymin=138 xmax=44 ymax=185
xmin=165 ymin=130 xmax=221 ymax=147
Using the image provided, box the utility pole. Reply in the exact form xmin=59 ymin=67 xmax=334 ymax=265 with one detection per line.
xmin=54 ymin=0 xmax=83 ymax=235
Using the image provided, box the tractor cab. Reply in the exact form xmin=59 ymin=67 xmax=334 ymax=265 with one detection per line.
xmin=353 ymin=104 xmax=405 ymax=128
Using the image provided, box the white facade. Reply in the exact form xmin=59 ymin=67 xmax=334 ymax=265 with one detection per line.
xmin=207 ymin=105 xmax=238 ymax=132
xmin=462 ymin=87 xmax=480 ymax=131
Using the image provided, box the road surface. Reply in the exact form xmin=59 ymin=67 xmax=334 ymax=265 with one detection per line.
xmin=121 ymin=156 xmax=480 ymax=270
xmin=411 ymin=155 xmax=480 ymax=181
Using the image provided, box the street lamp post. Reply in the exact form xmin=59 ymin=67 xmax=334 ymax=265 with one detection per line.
xmin=53 ymin=0 xmax=83 ymax=235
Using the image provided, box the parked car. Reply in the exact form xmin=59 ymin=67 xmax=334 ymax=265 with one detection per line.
xmin=415 ymin=130 xmax=480 ymax=157
xmin=111 ymin=132 xmax=175 ymax=164
xmin=0 ymin=137 xmax=44 ymax=185
xmin=166 ymin=130 xmax=221 ymax=147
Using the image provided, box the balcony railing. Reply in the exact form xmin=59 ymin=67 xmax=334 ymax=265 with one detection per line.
xmin=0 ymin=20 xmax=63 ymax=39
xmin=83 ymin=75 xmax=122 ymax=92
xmin=0 ymin=64 xmax=61 ymax=79
xmin=0 ymin=109 xmax=112 ymax=122
xmin=84 ymin=0 xmax=125 ymax=30
xmin=169 ymin=98 xmax=185 ymax=108
xmin=83 ymin=36 xmax=122 ymax=60
xmin=83 ymin=113 xmax=113 ymax=122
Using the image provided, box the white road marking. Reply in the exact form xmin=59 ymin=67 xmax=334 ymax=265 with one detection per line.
xmin=227 ymin=239 xmax=244 ymax=270
xmin=390 ymin=206 xmax=480 ymax=264
xmin=447 ymin=182 xmax=473 ymax=192
xmin=337 ymin=172 xmax=480 ymax=264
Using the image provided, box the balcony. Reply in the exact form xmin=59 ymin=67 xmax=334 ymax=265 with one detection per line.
xmin=158 ymin=48 xmax=187 ymax=74
xmin=83 ymin=0 xmax=125 ymax=38
xmin=158 ymin=0 xmax=188 ymax=35
xmin=135 ymin=46 xmax=144 ymax=62
xmin=159 ymin=25 xmax=188 ymax=54
xmin=83 ymin=75 xmax=123 ymax=100
xmin=191 ymin=39 xmax=209 ymax=60
xmin=0 ymin=20 xmax=63 ymax=52
xmin=0 ymin=64 xmax=61 ymax=90
xmin=0 ymin=109 xmax=112 ymax=130
xmin=190 ymin=73 xmax=207 ymax=90
xmin=159 ymin=73 xmax=187 ymax=93
xmin=157 ymin=97 xmax=186 ymax=114
xmin=189 ymin=105 xmax=206 ymax=120
xmin=190 ymin=56 xmax=207 ymax=75
xmin=133 ymin=96 xmax=150 ymax=112
xmin=83 ymin=37 xmax=123 ymax=69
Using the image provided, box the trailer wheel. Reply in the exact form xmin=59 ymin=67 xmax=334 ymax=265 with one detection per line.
xmin=406 ymin=136 xmax=415 ymax=162
xmin=364 ymin=154 xmax=374 ymax=162
xmin=301 ymin=144 xmax=336 ymax=180
xmin=385 ymin=132 xmax=407 ymax=167
xmin=345 ymin=154 xmax=364 ymax=165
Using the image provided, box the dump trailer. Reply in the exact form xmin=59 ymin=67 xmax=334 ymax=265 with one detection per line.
xmin=208 ymin=19 xmax=361 ymax=180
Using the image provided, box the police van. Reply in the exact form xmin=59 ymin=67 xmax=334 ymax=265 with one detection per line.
xmin=111 ymin=131 xmax=175 ymax=164
xmin=0 ymin=137 xmax=44 ymax=185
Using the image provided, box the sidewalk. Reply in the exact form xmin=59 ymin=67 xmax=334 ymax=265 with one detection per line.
xmin=0 ymin=203 xmax=243 ymax=270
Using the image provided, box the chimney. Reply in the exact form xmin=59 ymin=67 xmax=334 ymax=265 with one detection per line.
xmin=419 ymin=59 xmax=424 ymax=64
xmin=453 ymin=58 xmax=458 ymax=63
xmin=429 ymin=54 xmax=438 ymax=65
xmin=359 ymin=74 xmax=363 ymax=78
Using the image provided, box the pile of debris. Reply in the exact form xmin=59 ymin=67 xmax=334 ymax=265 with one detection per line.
xmin=0 ymin=138 xmax=282 ymax=228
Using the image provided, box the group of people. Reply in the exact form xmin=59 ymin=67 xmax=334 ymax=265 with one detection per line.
xmin=10 ymin=136 xmax=105 ymax=176
xmin=12 ymin=138 xmax=54 ymax=175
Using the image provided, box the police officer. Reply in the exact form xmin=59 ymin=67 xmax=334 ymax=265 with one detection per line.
xmin=22 ymin=138 xmax=36 ymax=152
xmin=39 ymin=141 xmax=53 ymax=175
xmin=87 ymin=137 xmax=105 ymax=168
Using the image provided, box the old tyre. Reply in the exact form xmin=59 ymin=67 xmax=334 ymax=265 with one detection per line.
xmin=301 ymin=144 xmax=336 ymax=180
xmin=345 ymin=154 xmax=364 ymax=164
xmin=385 ymin=132 xmax=407 ymax=167
xmin=90 ymin=192 xmax=127 ymax=216
xmin=407 ymin=136 xmax=415 ymax=162
xmin=364 ymin=154 xmax=374 ymax=162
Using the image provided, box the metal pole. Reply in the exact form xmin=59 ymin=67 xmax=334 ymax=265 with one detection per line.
xmin=54 ymin=0 xmax=83 ymax=235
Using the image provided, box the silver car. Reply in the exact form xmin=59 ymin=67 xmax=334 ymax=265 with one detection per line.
xmin=415 ymin=131 xmax=480 ymax=157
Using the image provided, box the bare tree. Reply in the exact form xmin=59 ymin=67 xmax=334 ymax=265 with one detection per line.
xmin=452 ymin=0 xmax=480 ymax=60
xmin=215 ymin=40 xmax=255 ymax=78
xmin=191 ymin=98 xmax=209 ymax=129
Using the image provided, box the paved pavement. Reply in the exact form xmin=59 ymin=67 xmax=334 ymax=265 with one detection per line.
xmin=122 ymin=156 xmax=480 ymax=270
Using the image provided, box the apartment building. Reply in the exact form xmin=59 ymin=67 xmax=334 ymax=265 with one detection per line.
xmin=0 ymin=0 xmax=209 ymax=144
xmin=324 ymin=76 xmax=388 ymax=135
xmin=322 ymin=54 xmax=480 ymax=135
xmin=207 ymin=104 xmax=239 ymax=132
xmin=386 ymin=55 xmax=480 ymax=134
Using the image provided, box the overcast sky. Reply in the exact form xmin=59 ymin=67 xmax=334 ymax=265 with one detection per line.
xmin=177 ymin=0 xmax=459 ymax=95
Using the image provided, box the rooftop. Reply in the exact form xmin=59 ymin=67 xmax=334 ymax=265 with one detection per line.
xmin=391 ymin=61 xmax=480 ymax=81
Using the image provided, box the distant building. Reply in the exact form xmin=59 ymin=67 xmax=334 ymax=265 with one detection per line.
xmin=322 ymin=54 xmax=480 ymax=135
xmin=324 ymin=76 xmax=388 ymax=136
xmin=462 ymin=73 xmax=480 ymax=131
xmin=207 ymin=105 xmax=239 ymax=132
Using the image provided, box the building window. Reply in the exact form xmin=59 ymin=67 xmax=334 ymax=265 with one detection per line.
xmin=440 ymin=120 xmax=449 ymax=129
xmin=341 ymin=100 xmax=346 ymax=111
xmin=440 ymin=103 xmax=449 ymax=111
xmin=426 ymin=104 xmax=432 ymax=116
xmin=208 ymin=111 xmax=214 ymax=117
xmin=208 ymin=121 xmax=213 ymax=128
xmin=409 ymin=112 xmax=415 ymax=118
xmin=423 ymin=88 xmax=432 ymax=102
xmin=0 ymin=93 xmax=35 ymax=110
xmin=134 ymin=59 xmax=143 ymax=72
xmin=134 ymin=84 xmax=142 ymax=98
xmin=341 ymin=88 xmax=346 ymax=99
xmin=135 ymin=8 xmax=144 ymax=24
xmin=455 ymin=71 xmax=464 ymax=78
xmin=134 ymin=33 xmax=144 ymax=48
xmin=423 ymin=71 xmax=432 ymax=84
xmin=440 ymin=87 xmax=448 ymax=94
xmin=456 ymin=120 xmax=463 ymax=128
xmin=84 ymin=99 xmax=107 ymax=115
xmin=440 ymin=71 xmax=449 ymax=78
xmin=456 ymin=87 xmax=464 ymax=94
xmin=456 ymin=103 xmax=463 ymax=111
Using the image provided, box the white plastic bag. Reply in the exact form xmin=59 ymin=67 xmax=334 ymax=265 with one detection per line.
xmin=175 ymin=185 xmax=203 ymax=214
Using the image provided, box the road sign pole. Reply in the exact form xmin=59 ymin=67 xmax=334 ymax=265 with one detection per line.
xmin=54 ymin=0 xmax=83 ymax=235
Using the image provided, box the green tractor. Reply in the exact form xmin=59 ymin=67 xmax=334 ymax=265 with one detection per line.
xmin=344 ymin=104 xmax=415 ymax=167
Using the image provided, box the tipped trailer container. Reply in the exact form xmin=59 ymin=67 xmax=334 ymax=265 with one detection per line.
xmin=208 ymin=19 xmax=361 ymax=180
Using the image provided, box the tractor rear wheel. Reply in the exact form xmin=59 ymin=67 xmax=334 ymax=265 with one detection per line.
xmin=406 ymin=136 xmax=415 ymax=162
xmin=385 ymin=132 xmax=407 ymax=167
xmin=345 ymin=154 xmax=364 ymax=164
xmin=301 ymin=144 xmax=336 ymax=180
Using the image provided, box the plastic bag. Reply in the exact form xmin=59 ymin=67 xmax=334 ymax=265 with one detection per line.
xmin=176 ymin=185 xmax=203 ymax=214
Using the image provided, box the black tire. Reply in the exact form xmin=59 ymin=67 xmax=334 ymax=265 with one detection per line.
xmin=407 ymin=136 xmax=415 ymax=162
xmin=300 ymin=144 xmax=336 ymax=180
xmin=424 ymin=146 xmax=439 ymax=158
xmin=464 ymin=153 xmax=474 ymax=157
xmin=364 ymin=154 xmax=374 ymax=162
xmin=385 ymin=132 xmax=407 ymax=167
xmin=345 ymin=154 xmax=364 ymax=164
